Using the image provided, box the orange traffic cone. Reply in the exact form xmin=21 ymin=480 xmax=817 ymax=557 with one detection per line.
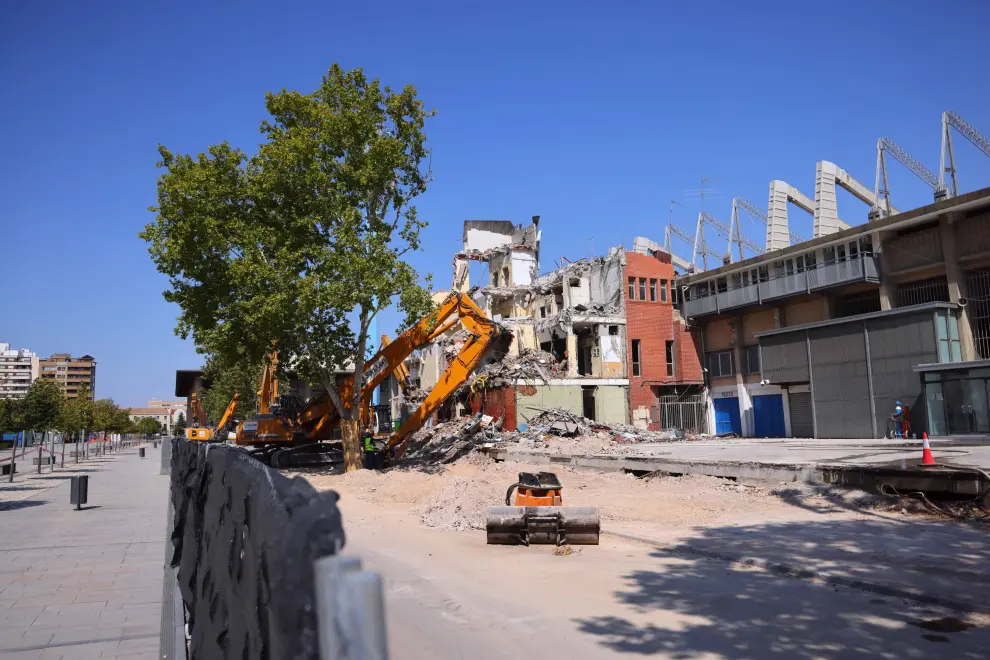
xmin=921 ymin=432 xmax=936 ymax=467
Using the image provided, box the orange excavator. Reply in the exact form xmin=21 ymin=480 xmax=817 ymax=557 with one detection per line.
xmin=232 ymin=292 xmax=508 ymax=468
xmin=185 ymin=391 xmax=240 ymax=442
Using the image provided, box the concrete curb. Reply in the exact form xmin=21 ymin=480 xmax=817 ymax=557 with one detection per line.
xmin=485 ymin=447 xmax=990 ymax=496
xmin=605 ymin=530 xmax=990 ymax=615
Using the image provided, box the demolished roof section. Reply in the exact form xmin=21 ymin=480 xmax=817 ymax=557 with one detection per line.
xmin=456 ymin=217 xmax=541 ymax=262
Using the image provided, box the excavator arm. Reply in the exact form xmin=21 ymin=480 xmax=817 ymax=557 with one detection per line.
xmin=380 ymin=334 xmax=412 ymax=392
xmin=212 ymin=393 xmax=240 ymax=442
xmin=295 ymin=292 xmax=506 ymax=445
xmin=256 ymin=352 xmax=279 ymax=414
xmin=186 ymin=392 xmax=215 ymax=441
xmin=189 ymin=392 xmax=208 ymax=426
xmin=386 ymin=298 xmax=504 ymax=451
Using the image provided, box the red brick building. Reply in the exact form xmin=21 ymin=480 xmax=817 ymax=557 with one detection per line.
xmin=624 ymin=249 xmax=704 ymax=428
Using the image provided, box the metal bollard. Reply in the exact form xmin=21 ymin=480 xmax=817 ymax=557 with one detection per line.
xmin=314 ymin=555 xmax=389 ymax=660
xmin=139 ymin=447 xmax=146 ymax=459
xmin=70 ymin=475 xmax=89 ymax=510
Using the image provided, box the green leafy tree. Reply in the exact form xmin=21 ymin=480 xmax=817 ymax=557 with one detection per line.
xmin=111 ymin=407 xmax=133 ymax=436
xmin=201 ymin=356 xmax=262 ymax=421
xmin=137 ymin=417 xmax=161 ymax=437
xmin=57 ymin=389 xmax=93 ymax=463
xmin=91 ymin=399 xmax=121 ymax=450
xmin=22 ymin=379 xmax=65 ymax=472
xmin=1 ymin=398 xmax=26 ymax=480
xmin=57 ymin=391 xmax=91 ymax=439
xmin=142 ymin=64 xmax=435 ymax=471
xmin=0 ymin=398 xmax=17 ymax=437
xmin=174 ymin=411 xmax=186 ymax=434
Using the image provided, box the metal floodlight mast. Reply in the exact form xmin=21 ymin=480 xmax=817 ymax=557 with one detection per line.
xmin=940 ymin=111 xmax=990 ymax=198
xmin=874 ymin=137 xmax=945 ymax=218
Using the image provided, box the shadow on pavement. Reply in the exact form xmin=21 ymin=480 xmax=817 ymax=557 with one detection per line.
xmin=0 ymin=500 xmax=48 ymax=512
xmin=577 ymin=518 xmax=990 ymax=657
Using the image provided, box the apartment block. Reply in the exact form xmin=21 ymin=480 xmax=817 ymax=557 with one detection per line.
xmin=38 ymin=353 xmax=96 ymax=400
xmin=677 ymin=186 xmax=990 ymax=439
xmin=0 ymin=343 xmax=39 ymax=400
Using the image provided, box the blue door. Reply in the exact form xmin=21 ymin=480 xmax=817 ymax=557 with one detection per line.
xmin=753 ymin=394 xmax=786 ymax=438
xmin=713 ymin=397 xmax=742 ymax=435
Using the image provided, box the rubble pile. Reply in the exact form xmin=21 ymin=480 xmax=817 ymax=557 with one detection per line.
xmin=401 ymin=415 xmax=502 ymax=465
xmin=396 ymin=405 xmax=686 ymax=469
xmin=468 ymin=348 xmax=564 ymax=391
xmin=515 ymin=407 xmax=680 ymax=444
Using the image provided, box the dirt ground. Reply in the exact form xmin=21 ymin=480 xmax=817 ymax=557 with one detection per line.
xmin=297 ymin=454 xmax=990 ymax=658
xmin=300 ymin=452 xmax=892 ymax=541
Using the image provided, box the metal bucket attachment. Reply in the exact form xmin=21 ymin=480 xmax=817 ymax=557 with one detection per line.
xmin=486 ymin=506 xmax=600 ymax=546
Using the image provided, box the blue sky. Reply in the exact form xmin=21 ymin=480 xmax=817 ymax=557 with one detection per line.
xmin=2 ymin=0 xmax=988 ymax=407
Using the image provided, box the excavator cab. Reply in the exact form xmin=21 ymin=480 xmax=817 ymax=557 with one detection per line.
xmin=186 ymin=427 xmax=213 ymax=441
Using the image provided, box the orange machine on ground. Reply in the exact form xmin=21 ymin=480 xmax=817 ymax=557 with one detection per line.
xmin=487 ymin=471 xmax=601 ymax=546
xmin=232 ymin=292 xmax=508 ymax=468
xmin=185 ymin=392 xmax=240 ymax=442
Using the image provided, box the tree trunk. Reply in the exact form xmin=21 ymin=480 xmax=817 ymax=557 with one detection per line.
xmin=8 ymin=434 xmax=16 ymax=482
xmin=340 ymin=418 xmax=363 ymax=472
xmin=37 ymin=431 xmax=43 ymax=474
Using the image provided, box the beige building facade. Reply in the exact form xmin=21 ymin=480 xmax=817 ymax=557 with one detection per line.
xmin=38 ymin=353 xmax=96 ymax=400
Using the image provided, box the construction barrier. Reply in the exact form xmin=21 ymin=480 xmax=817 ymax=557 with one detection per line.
xmin=169 ymin=439 xmax=366 ymax=659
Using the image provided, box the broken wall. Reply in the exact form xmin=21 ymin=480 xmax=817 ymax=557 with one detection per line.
xmin=598 ymin=324 xmax=624 ymax=377
xmin=463 ymin=221 xmax=516 ymax=252
xmin=515 ymin=384 xmax=628 ymax=426
xmin=511 ymin=251 xmax=538 ymax=286
xmin=588 ymin=249 xmax=626 ymax=311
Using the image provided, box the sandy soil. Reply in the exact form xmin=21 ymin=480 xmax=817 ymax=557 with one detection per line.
xmin=299 ymin=451 xmax=887 ymax=541
xmin=298 ymin=455 xmax=990 ymax=659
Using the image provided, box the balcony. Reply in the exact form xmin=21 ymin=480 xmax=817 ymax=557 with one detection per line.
xmin=682 ymin=294 xmax=719 ymax=318
xmin=759 ymin=271 xmax=809 ymax=302
xmin=717 ymin=283 xmax=760 ymax=311
xmin=808 ymin=255 xmax=879 ymax=291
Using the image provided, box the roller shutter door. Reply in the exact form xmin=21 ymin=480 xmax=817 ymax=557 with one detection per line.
xmin=788 ymin=391 xmax=814 ymax=438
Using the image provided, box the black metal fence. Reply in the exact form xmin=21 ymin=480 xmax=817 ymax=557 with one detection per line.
xmin=169 ymin=439 xmax=346 ymax=659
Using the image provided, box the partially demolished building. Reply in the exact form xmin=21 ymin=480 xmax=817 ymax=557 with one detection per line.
xmin=377 ymin=219 xmax=706 ymax=433
xmin=453 ymin=218 xmax=630 ymax=427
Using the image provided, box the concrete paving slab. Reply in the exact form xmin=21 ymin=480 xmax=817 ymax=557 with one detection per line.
xmin=0 ymin=446 xmax=167 ymax=659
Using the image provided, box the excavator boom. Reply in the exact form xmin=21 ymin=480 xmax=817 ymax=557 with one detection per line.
xmin=295 ymin=292 xmax=504 ymax=441
xmin=185 ymin=392 xmax=215 ymax=441
xmin=236 ymin=292 xmax=506 ymax=466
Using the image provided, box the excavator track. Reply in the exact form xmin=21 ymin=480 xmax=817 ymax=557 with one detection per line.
xmin=269 ymin=442 xmax=344 ymax=469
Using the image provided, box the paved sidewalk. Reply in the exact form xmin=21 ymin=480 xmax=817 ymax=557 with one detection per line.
xmin=0 ymin=445 xmax=168 ymax=659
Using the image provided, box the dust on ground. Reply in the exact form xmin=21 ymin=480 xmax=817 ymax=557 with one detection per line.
xmin=302 ymin=451 xmax=895 ymax=534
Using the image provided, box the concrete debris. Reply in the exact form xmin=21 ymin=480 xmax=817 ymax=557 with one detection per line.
xmin=535 ymin=303 xmax=622 ymax=334
xmin=468 ymin=348 xmax=564 ymax=391
xmin=402 ymin=415 xmax=502 ymax=466
xmin=455 ymin=241 xmax=538 ymax=263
